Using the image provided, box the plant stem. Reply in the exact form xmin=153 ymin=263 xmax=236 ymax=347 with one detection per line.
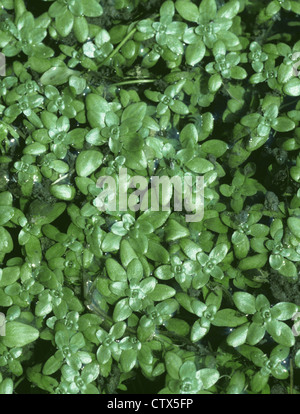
xmin=51 ymin=174 xmax=69 ymax=186
xmin=280 ymin=98 xmax=298 ymax=111
xmin=14 ymin=375 xmax=25 ymax=390
xmin=98 ymin=28 xmax=137 ymax=68
xmin=289 ymin=357 xmax=294 ymax=394
xmin=112 ymin=79 xmax=155 ymax=87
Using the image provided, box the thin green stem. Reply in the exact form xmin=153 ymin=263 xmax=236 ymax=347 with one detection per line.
xmin=112 ymin=79 xmax=155 ymax=87
xmin=98 ymin=28 xmax=137 ymax=68
xmin=85 ymin=300 xmax=113 ymax=329
xmin=289 ymin=358 xmax=294 ymax=394
xmin=14 ymin=375 xmax=25 ymax=391
xmin=280 ymin=98 xmax=298 ymax=111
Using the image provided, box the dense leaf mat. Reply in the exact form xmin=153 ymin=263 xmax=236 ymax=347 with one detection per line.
xmin=0 ymin=0 xmax=300 ymax=394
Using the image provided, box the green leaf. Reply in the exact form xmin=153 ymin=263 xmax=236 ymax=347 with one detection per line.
xmin=246 ymin=323 xmax=266 ymax=345
xmin=76 ymin=150 xmax=103 ymax=177
xmin=137 ymin=321 xmax=155 ymax=343
xmin=227 ymin=371 xmax=246 ymax=394
xmin=271 ymin=302 xmax=298 ymax=320
xmin=230 ymin=66 xmax=247 ymax=80
xmin=295 ymin=350 xmax=300 ymax=368
xmin=145 ymin=240 xmax=170 ymax=264
xmin=213 ymin=309 xmax=248 ymax=327
xmin=137 ymin=210 xmax=170 ymax=230
xmin=25 ymin=235 xmax=42 ymax=267
xmin=278 ymin=63 xmax=293 ymax=84
xmin=0 ymin=289 xmax=13 ymax=307
xmin=238 ymin=253 xmax=268 ymax=270
xmin=73 ymin=16 xmax=89 ymax=43
xmin=29 ymin=201 xmax=67 ymax=225
xmin=164 ymin=219 xmax=190 ymax=242
xmin=266 ymin=320 xmax=295 ymax=347
xmin=232 ymin=231 xmax=249 ymax=259
xmin=278 ymin=259 xmax=297 ymax=278
xmin=180 ymin=123 xmax=198 ymax=147
xmin=179 ymin=238 xmax=202 ymax=261
xmin=160 ymin=0 xmax=175 ymax=17
xmin=0 ymin=378 xmax=13 ymax=394
xmin=201 ymin=140 xmax=228 ymax=157
xmin=269 ymin=254 xmax=283 ymax=270
xmin=120 ymin=349 xmax=137 ymax=373
xmin=0 ymin=192 xmax=13 ymax=206
xmin=287 ymin=217 xmax=300 ymax=238
xmin=0 ymin=206 xmax=14 ymax=226
xmin=199 ymin=0 xmax=217 ymax=20
xmin=102 ymin=233 xmax=122 ymax=252
xmin=210 ymin=243 xmax=228 ymax=263
xmin=165 ymin=351 xmax=182 ymax=379
xmin=186 ymin=41 xmax=205 ymax=66
xmin=35 ymin=298 xmax=52 ymax=317
xmin=122 ymin=102 xmax=147 ymax=123
xmin=0 ymin=226 xmax=13 ymax=254
xmin=249 ymin=224 xmax=269 ymax=238
xmin=233 ymin=292 xmax=256 ymax=314
xmin=120 ymin=239 xmax=138 ymax=267
xmin=82 ymin=0 xmax=103 ymax=17
xmin=127 ymin=258 xmax=144 ymax=281
xmin=208 ymin=73 xmax=222 ymax=93
xmin=220 ymin=184 xmax=234 ymax=197
xmin=43 ymin=355 xmax=63 ymax=375
xmin=147 ymin=284 xmax=176 ymax=301
xmin=82 ymin=362 xmax=100 ymax=384
xmin=175 ymin=1 xmax=199 ymax=22
xmin=191 ymin=320 xmax=209 ymax=341
xmin=154 ymin=265 xmax=173 ymax=280
xmin=50 ymin=184 xmax=75 ymax=201
xmin=186 ymin=157 xmax=214 ymax=174
xmin=69 ymin=75 xmax=87 ymax=95
xmin=167 ymin=37 xmax=184 ymax=55
xmin=291 ymin=0 xmax=300 ymax=13
xmin=138 ymin=344 xmax=153 ymax=365
xmin=251 ymin=371 xmax=269 ymax=393
xmin=113 ymin=298 xmax=132 ymax=321
xmin=218 ymin=0 xmax=240 ymax=18
xmin=272 ymin=117 xmax=295 ymax=132
xmin=110 ymin=322 xmax=127 ymax=339
xmin=2 ymin=321 xmax=39 ymax=348
xmin=106 ymin=258 xmax=127 ymax=281
xmin=165 ymin=318 xmax=190 ymax=336
xmin=197 ymin=368 xmax=220 ymax=390
xmin=97 ymin=346 xmax=111 ymax=365
xmin=283 ymin=78 xmax=300 ymax=96
xmin=241 ymin=113 xmax=261 ymax=127
xmin=86 ymin=94 xmax=110 ymax=128
xmin=171 ymin=100 xmax=189 ymax=115
xmin=290 ymin=166 xmax=300 ymax=182
xmin=41 ymin=66 xmax=79 ymax=86
xmin=0 ymin=266 xmax=20 ymax=287
xmin=55 ymin=8 xmax=74 ymax=37
xmin=239 ymin=344 xmax=265 ymax=364
xmin=227 ymin=324 xmax=249 ymax=347
xmin=221 ymin=31 xmax=240 ymax=50
xmin=23 ymin=143 xmax=47 ymax=155
xmin=255 ymin=294 xmax=270 ymax=312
